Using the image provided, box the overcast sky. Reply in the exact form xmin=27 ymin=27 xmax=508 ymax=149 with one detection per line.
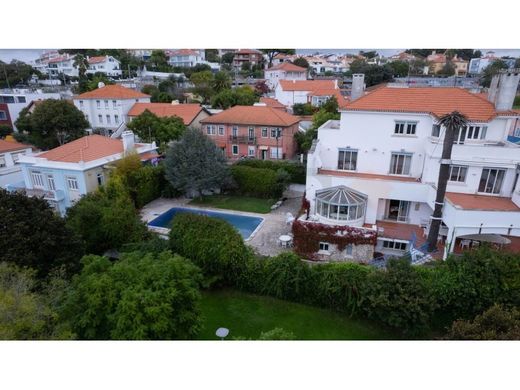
xmin=1 ymin=48 xmax=520 ymax=63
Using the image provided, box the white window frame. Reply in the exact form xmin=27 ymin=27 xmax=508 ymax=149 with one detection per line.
xmin=97 ymin=172 xmax=105 ymax=186
xmin=47 ymin=174 xmax=56 ymax=191
xmin=31 ymin=171 xmax=44 ymax=188
xmin=338 ymin=148 xmax=358 ymax=171
xmin=248 ymin=126 xmax=255 ymax=140
xmin=382 ymin=239 xmax=407 ymax=251
xmin=66 ymin=176 xmax=79 ymax=191
xmin=218 ymin=126 xmax=224 ymax=136
xmin=106 ymin=115 xmax=111 ymax=124
xmin=232 ymin=144 xmax=239 ymax=155
xmin=478 ymin=168 xmax=506 ymax=194
xmin=318 ymin=242 xmax=330 ymax=252
xmin=79 ymin=100 xmax=84 ymax=109
xmin=11 ymin=152 xmax=23 ymax=163
xmin=104 ymin=100 xmax=109 ymax=109
xmin=114 ymin=114 xmax=119 ymax=123
xmin=389 ymin=152 xmax=412 ymax=175
xmin=270 ymin=147 xmax=283 ymax=159
xmin=98 ymin=114 xmax=103 ymax=124
xmin=248 ymin=146 xmax=255 ymax=157
xmin=112 ymin=100 xmax=117 ymax=109
xmin=261 ymin=127 xmax=268 ymax=138
xmin=394 ymin=121 xmax=417 ymax=135
xmin=0 ymin=154 xmax=6 ymax=168
xmin=431 ymin=124 xmax=440 ymax=137
xmin=96 ymin=100 xmax=101 ymax=109
xmin=232 ymin=126 xmax=238 ymax=137
xmin=448 ymin=165 xmax=468 ymax=183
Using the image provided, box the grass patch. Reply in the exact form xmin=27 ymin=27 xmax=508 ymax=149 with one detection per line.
xmin=197 ymin=289 xmax=396 ymax=340
xmin=189 ymin=194 xmax=275 ymax=214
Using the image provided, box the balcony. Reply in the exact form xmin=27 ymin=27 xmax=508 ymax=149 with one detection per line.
xmin=229 ymin=135 xmax=257 ymax=144
xmin=25 ymin=188 xmax=65 ymax=202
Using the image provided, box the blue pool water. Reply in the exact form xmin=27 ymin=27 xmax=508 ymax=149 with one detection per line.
xmin=148 ymin=207 xmax=264 ymax=240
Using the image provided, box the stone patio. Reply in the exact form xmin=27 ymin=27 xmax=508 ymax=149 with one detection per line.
xmin=140 ymin=189 xmax=303 ymax=257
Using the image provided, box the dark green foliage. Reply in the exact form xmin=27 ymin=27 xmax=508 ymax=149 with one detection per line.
xmin=120 ymin=235 xmax=170 ymax=255
xmin=260 ymin=49 xmax=295 ymax=67
xmin=230 ymin=165 xmax=282 ymax=198
xmin=169 ymin=213 xmax=249 ymax=285
xmin=349 ymin=60 xmax=394 ymax=87
xmin=126 ymin=109 xmax=186 ymax=149
xmin=0 ymin=60 xmax=42 ymax=88
xmin=362 ymin=258 xmax=435 ymax=336
xmin=258 ymin=327 xmax=297 ymax=340
xmin=295 ymin=99 xmax=340 ymax=152
xmin=205 ymin=49 xmax=219 ymax=63
xmin=14 ymin=99 xmax=89 ymax=150
xmin=120 ymin=164 xmax=167 ymax=208
xmin=212 ymin=71 xmax=231 ymax=93
xmin=210 ymin=86 xmax=259 ymax=109
xmin=0 ymin=189 xmax=84 ymax=278
xmin=445 ymin=305 xmax=520 ymax=340
xmin=234 ymin=159 xmax=306 ymax=184
xmin=0 ymin=125 xmax=13 ymax=138
xmin=388 ymin=60 xmax=410 ymax=77
xmin=149 ymin=50 xmax=171 ymax=72
xmin=65 ymin=179 xmax=149 ymax=254
xmin=292 ymin=57 xmax=309 ymax=68
xmin=60 ymin=251 xmax=203 ymax=340
xmin=292 ymin=103 xmax=315 ymax=115
xmin=164 ymin=127 xmax=231 ymax=197
xmin=481 ymin=59 xmax=509 ymax=87
xmin=221 ymin=52 xmax=235 ymax=64
xmin=514 ymin=95 xmax=520 ymax=108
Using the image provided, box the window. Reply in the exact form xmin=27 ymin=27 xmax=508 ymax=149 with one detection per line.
xmin=206 ymin=125 xmax=215 ymax=135
xmin=478 ymin=168 xmax=506 ymax=194
xmin=261 ymin=127 xmax=268 ymax=138
xmin=31 ymin=171 xmax=44 ymax=188
xmin=271 ymin=127 xmax=281 ymax=138
xmin=47 ymin=175 xmax=56 ymax=191
xmin=112 ymin=100 xmax=117 ymax=109
xmin=0 ymin=155 xmax=5 ymax=168
xmin=114 ymin=114 xmax=119 ymax=123
xmin=0 ymin=111 xmax=7 ymax=120
xmin=232 ymin=145 xmax=239 ymax=155
xmin=96 ymin=100 xmax=101 ymax=109
xmin=431 ymin=124 xmax=440 ymax=137
xmin=98 ymin=115 xmax=103 ymax=124
xmin=389 ymin=152 xmax=412 ymax=175
xmin=394 ymin=121 xmax=417 ymax=135
xmin=104 ymin=100 xmax=109 ymax=109
xmin=218 ymin=126 xmax=224 ymax=136
xmin=449 ymin=165 xmax=468 ymax=183
xmin=382 ymin=240 xmax=407 ymax=251
xmin=232 ymin=126 xmax=238 ymax=137
xmin=338 ymin=148 xmax=358 ymax=170
xmin=345 ymin=244 xmax=353 ymax=256
xmin=248 ymin=127 xmax=255 ymax=140
xmin=17 ymin=96 xmax=26 ymax=103
xmin=79 ymin=101 xmax=84 ymax=109
xmin=66 ymin=176 xmax=79 ymax=191
xmin=270 ymin=147 xmax=283 ymax=159
xmin=248 ymin=146 xmax=255 ymax=157
xmin=319 ymin=242 xmax=330 ymax=252
xmin=97 ymin=172 xmax=104 ymax=186
xmin=106 ymin=115 xmax=111 ymax=124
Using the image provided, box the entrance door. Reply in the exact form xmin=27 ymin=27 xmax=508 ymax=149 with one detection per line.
xmin=261 ymin=149 xmax=267 ymax=160
xmin=386 ymin=200 xmax=410 ymax=222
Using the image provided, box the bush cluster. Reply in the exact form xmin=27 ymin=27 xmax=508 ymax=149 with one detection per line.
xmin=234 ymin=159 xmax=306 ymax=184
xmin=230 ymin=165 xmax=283 ymax=199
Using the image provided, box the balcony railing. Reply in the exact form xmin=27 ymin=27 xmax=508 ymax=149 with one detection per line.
xmin=229 ymin=135 xmax=257 ymax=144
xmin=25 ymin=188 xmax=65 ymax=201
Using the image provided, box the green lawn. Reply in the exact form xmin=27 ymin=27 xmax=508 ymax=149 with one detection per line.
xmin=189 ymin=195 xmax=275 ymax=214
xmin=197 ymin=289 xmax=396 ymax=340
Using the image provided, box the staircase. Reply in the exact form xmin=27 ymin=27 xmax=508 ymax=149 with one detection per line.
xmin=110 ymin=121 xmax=127 ymax=139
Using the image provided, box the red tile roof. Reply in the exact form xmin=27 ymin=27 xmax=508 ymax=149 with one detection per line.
xmin=266 ymin=62 xmax=307 ymax=72
xmin=345 ymin=87 xmax=499 ymax=122
xmin=279 ymin=79 xmax=337 ymax=92
xmin=38 ymin=135 xmax=128 ymax=163
xmin=200 ymin=105 xmax=299 ymax=127
xmin=168 ymin=49 xmax=200 ymax=56
xmin=445 ymin=192 xmax=520 ymax=212
xmin=47 ymin=55 xmax=72 ymax=64
xmin=259 ymin=97 xmax=286 ymax=109
xmin=88 ymin=56 xmax=108 ymax=64
xmin=74 ymin=85 xmax=150 ymax=100
xmin=128 ymin=103 xmax=204 ymax=124
xmin=0 ymin=139 xmax=32 ymax=153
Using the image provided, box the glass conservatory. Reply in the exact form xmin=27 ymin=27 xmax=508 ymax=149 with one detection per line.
xmin=315 ymin=185 xmax=367 ymax=222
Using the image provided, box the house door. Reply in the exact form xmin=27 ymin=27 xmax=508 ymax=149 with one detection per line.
xmin=386 ymin=200 xmax=410 ymax=222
xmin=261 ymin=150 xmax=267 ymax=160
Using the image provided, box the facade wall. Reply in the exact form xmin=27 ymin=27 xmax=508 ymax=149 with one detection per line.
xmin=274 ymin=85 xmax=311 ymax=107
xmin=0 ymin=147 xmax=32 ymax=188
xmin=265 ymin=70 xmax=306 ymax=90
xmin=74 ymin=97 xmax=151 ymax=129
xmin=86 ymin=57 xmax=122 ymax=77
xmin=313 ymin=243 xmax=374 ymax=263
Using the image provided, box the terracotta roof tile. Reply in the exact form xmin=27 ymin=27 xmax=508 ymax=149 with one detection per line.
xmin=200 ymin=105 xmax=299 ymax=127
xmin=345 ymin=87 xmax=498 ymax=122
xmin=279 ymin=79 xmax=336 ymax=92
xmin=259 ymin=97 xmax=286 ymax=109
xmin=128 ymin=103 xmax=203 ymax=124
xmin=74 ymin=85 xmax=150 ymax=100
xmin=446 ymin=192 xmax=520 ymax=212
xmin=88 ymin=56 xmax=108 ymax=64
xmin=266 ymin=62 xmax=307 ymax=72
xmin=0 ymin=139 xmax=32 ymax=153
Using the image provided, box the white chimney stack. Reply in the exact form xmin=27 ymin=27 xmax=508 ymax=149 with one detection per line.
xmin=351 ymin=74 xmax=366 ymax=101
xmin=122 ymin=130 xmax=135 ymax=152
xmin=487 ymin=69 xmax=520 ymax=111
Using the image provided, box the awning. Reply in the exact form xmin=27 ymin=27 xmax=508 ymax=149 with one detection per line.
xmin=459 ymin=234 xmax=512 ymax=245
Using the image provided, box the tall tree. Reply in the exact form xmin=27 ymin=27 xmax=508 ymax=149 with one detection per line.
xmin=0 ymin=60 xmax=42 ymax=88
xmin=292 ymin=57 xmax=309 ymax=68
xmin=426 ymin=111 xmax=468 ymax=252
xmin=149 ymin=50 xmax=170 ymax=72
xmin=190 ymin=70 xmax=214 ymax=103
xmin=126 ymin=109 xmax=185 ymax=147
xmin=211 ymin=71 xmax=231 ymax=93
xmin=15 ymin=99 xmax=89 ymax=149
xmin=481 ymin=59 xmax=509 ymax=87
xmin=260 ymin=49 xmax=295 ymax=67
xmin=164 ymin=127 xmax=231 ymax=197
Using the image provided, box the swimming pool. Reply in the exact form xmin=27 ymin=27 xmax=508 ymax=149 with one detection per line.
xmin=148 ymin=207 xmax=264 ymax=240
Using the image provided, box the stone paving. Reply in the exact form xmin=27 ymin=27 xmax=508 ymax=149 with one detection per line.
xmin=140 ymin=190 xmax=303 ymax=257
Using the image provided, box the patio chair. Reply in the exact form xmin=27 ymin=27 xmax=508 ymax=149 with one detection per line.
xmin=460 ymin=239 xmax=471 ymax=250
xmin=286 ymin=212 xmax=295 ymax=225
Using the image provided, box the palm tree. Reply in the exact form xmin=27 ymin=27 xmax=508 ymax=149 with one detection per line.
xmin=73 ymin=54 xmax=89 ymax=79
xmin=426 ymin=111 xmax=468 ymax=252
xmin=212 ymin=71 xmax=231 ymax=93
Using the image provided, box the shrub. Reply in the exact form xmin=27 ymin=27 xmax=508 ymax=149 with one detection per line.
xmin=169 ymin=213 xmax=250 ymax=284
xmin=235 ymin=159 xmax=306 ymax=184
xmin=230 ymin=165 xmax=281 ymax=198
xmin=259 ymin=327 xmax=297 ymax=340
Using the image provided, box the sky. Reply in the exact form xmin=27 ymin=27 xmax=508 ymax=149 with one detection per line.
xmin=1 ymin=48 xmax=520 ymax=63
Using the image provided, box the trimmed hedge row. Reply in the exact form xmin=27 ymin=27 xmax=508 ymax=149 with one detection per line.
xmin=235 ymin=159 xmax=306 ymax=184
xmin=230 ymin=165 xmax=282 ymax=199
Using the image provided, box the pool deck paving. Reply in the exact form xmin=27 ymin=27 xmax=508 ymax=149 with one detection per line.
xmin=140 ymin=190 xmax=303 ymax=257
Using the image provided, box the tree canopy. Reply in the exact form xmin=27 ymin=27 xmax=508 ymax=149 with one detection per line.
xmin=164 ymin=127 xmax=231 ymax=197
xmin=126 ymin=109 xmax=186 ymax=148
xmin=210 ymin=86 xmax=259 ymax=109
xmin=349 ymin=60 xmax=394 ymax=86
xmin=60 ymin=251 xmax=203 ymax=340
xmin=260 ymin=49 xmax=295 ymax=67
xmin=292 ymin=57 xmax=309 ymax=68
xmin=14 ymin=99 xmax=89 ymax=150
xmin=190 ymin=70 xmax=214 ymax=102
xmin=481 ymin=59 xmax=509 ymax=87
xmin=0 ymin=189 xmax=84 ymax=278
xmin=0 ymin=60 xmax=42 ymax=88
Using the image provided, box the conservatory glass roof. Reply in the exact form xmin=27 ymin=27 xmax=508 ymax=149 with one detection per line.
xmin=315 ymin=185 xmax=367 ymax=206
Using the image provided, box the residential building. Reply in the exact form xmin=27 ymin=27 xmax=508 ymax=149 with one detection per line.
xmin=426 ymin=51 xmax=447 ymax=74
xmin=468 ymin=51 xmax=516 ymax=75
xmin=264 ymin=62 xmax=307 ymax=90
xmin=46 ymin=54 xmax=78 ymax=78
xmin=0 ymin=138 xmax=33 ymax=188
xmin=12 ymin=132 xmax=157 ymax=215
xmin=0 ymin=103 xmax=12 ymax=128
xmin=274 ymin=79 xmax=340 ymax=107
xmin=167 ymin=49 xmax=206 ymax=68
xmin=232 ymin=49 xmax=264 ymax=69
xmin=259 ymin=97 xmax=287 ymax=111
xmin=306 ymin=56 xmax=348 ymax=75
xmin=388 ymin=52 xmax=418 ymax=63
xmin=73 ymin=84 xmax=151 ymax=132
xmin=86 ymin=56 xmax=122 ymax=77
xmin=199 ymin=105 xmax=300 ymax=160
xmin=452 ymin=55 xmax=469 ymax=76
xmin=127 ymin=102 xmax=211 ymax=129
xmin=301 ymin=71 xmax=520 ymax=262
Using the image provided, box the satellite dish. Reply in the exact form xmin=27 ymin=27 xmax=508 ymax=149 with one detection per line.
xmin=98 ymin=81 xmax=105 ymax=89
xmin=216 ymin=327 xmax=229 ymax=340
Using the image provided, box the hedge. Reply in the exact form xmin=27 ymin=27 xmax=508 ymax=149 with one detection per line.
xmin=230 ymin=165 xmax=282 ymax=198
xmin=235 ymin=159 xmax=306 ymax=184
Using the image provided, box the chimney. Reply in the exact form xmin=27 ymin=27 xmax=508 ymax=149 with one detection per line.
xmin=171 ymin=100 xmax=180 ymax=105
xmin=122 ymin=130 xmax=135 ymax=152
xmin=253 ymin=102 xmax=267 ymax=106
xmin=351 ymin=74 xmax=365 ymax=101
xmin=488 ymin=69 xmax=520 ymax=111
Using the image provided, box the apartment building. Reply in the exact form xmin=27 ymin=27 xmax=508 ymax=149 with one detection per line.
xmin=199 ymin=104 xmax=300 ymax=160
xmin=264 ymin=62 xmax=307 ymax=90
xmin=232 ymin=49 xmax=264 ymax=69
xmin=299 ymin=69 xmax=520 ymax=262
xmin=86 ymin=56 xmax=122 ymax=77
xmin=167 ymin=49 xmax=206 ymax=68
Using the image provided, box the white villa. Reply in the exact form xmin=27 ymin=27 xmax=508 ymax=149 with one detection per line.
xmin=264 ymin=62 xmax=307 ymax=90
xmin=0 ymin=139 xmax=34 ymax=188
xmin=86 ymin=56 xmax=122 ymax=77
xmin=274 ymin=79 xmax=341 ymax=108
xmin=298 ymin=69 xmax=520 ymax=262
